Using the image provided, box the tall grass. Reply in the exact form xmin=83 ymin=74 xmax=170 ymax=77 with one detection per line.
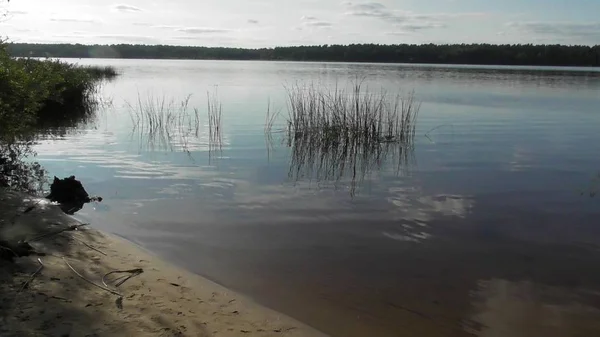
xmin=277 ymin=80 xmax=420 ymax=195
xmin=125 ymin=91 xmax=223 ymax=155
xmin=126 ymin=94 xmax=195 ymax=152
xmin=207 ymin=91 xmax=223 ymax=151
xmin=285 ymin=81 xmax=420 ymax=148
xmin=83 ymin=65 xmax=119 ymax=79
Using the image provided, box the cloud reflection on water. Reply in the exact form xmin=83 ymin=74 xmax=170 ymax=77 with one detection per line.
xmin=467 ymin=278 xmax=600 ymax=337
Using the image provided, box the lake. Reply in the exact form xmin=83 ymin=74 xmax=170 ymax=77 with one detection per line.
xmin=35 ymin=59 xmax=600 ymax=337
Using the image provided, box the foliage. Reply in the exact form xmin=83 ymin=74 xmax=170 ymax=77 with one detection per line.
xmin=0 ymin=41 xmax=116 ymax=192
xmin=0 ymin=142 xmax=46 ymax=194
xmin=7 ymin=43 xmax=600 ymax=67
xmin=0 ymin=43 xmax=117 ymax=140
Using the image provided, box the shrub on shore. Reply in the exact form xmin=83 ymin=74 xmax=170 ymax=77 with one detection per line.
xmin=0 ymin=41 xmax=117 ymax=192
xmin=0 ymin=42 xmax=117 ymax=140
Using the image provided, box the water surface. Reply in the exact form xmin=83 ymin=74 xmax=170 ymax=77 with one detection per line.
xmin=35 ymin=59 xmax=600 ymax=337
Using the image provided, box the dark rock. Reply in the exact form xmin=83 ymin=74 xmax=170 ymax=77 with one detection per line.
xmin=46 ymin=176 xmax=90 ymax=203
xmin=45 ymin=176 xmax=101 ymax=215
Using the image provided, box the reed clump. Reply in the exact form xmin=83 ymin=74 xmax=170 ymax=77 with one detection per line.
xmin=285 ymin=81 xmax=419 ymax=149
xmin=125 ymin=91 xmax=222 ymax=153
xmin=278 ymin=81 xmax=420 ymax=195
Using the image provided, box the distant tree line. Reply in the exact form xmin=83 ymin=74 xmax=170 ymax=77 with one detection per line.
xmin=7 ymin=43 xmax=600 ymax=67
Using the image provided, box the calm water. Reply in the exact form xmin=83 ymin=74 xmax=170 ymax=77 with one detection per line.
xmin=36 ymin=59 xmax=600 ymax=337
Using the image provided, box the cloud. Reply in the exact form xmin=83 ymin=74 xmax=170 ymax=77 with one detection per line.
xmin=0 ymin=24 xmax=37 ymax=33
xmin=398 ymin=22 xmax=446 ymax=31
xmin=505 ymin=21 xmax=600 ymax=39
xmin=89 ymin=34 xmax=162 ymax=44
xmin=176 ymin=27 xmax=232 ymax=34
xmin=303 ymin=21 xmax=333 ymax=28
xmin=247 ymin=19 xmax=259 ymax=24
xmin=345 ymin=2 xmax=393 ymax=19
xmin=152 ymin=25 xmax=181 ymax=30
xmin=112 ymin=4 xmax=143 ymax=13
xmin=299 ymin=15 xmax=332 ymax=28
xmin=344 ymin=2 xmax=485 ymax=31
xmin=385 ymin=31 xmax=409 ymax=36
xmin=49 ymin=33 xmax=162 ymax=44
xmin=13 ymin=27 xmax=36 ymax=33
xmin=50 ymin=18 xmax=98 ymax=24
xmin=412 ymin=12 xmax=487 ymax=20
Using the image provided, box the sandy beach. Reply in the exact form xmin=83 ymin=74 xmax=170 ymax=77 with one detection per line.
xmin=0 ymin=189 xmax=327 ymax=337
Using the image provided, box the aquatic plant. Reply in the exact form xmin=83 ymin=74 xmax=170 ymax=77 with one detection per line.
xmin=275 ymin=80 xmax=420 ymax=195
xmin=126 ymin=93 xmax=196 ymax=152
xmin=126 ymin=90 xmax=223 ymax=155
xmin=286 ymin=124 xmax=415 ymax=196
xmin=284 ymin=81 xmax=420 ymax=149
xmin=207 ymin=90 xmax=223 ymax=152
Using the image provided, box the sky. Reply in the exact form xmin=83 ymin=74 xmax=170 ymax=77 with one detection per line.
xmin=1 ymin=0 xmax=599 ymax=47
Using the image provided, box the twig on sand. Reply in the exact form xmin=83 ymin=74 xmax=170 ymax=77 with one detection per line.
xmin=28 ymin=223 xmax=89 ymax=243
xmin=72 ymin=237 xmax=107 ymax=256
xmin=17 ymin=258 xmax=44 ymax=293
xmin=63 ymin=257 xmax=122 ymax=297
xmin=102 ymin=268 xmax=144 ymax=288
xmin=14 ymin=258 xmax=44 ymax=304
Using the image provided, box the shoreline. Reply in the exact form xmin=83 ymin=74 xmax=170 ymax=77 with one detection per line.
xmin=0 ymin=190 xmax=327 ymax=337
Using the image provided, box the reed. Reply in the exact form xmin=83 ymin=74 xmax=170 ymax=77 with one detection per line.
xmin=285 ymin=81 xmax=420 ymax=150
xmin=125 ymin=90 xmax=224 ymax=155
xmin=280 ymin=80 xmax=420 ymax=195
xmin=126 ymin=93 xmax=203 ymax=152
xmin=207 ymin=90 xmax=223 ymax=153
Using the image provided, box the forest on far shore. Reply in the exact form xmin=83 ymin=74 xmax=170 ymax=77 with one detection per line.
xmin=8 ymin=43 xmax=600 ymax=67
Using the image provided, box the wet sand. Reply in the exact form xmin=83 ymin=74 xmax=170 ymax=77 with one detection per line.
xmin=0 ymin=190 xmax=326 ymax=337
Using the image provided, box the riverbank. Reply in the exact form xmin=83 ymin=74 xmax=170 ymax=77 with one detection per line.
xmin=0 ymin=189 xmax=326 ymax=337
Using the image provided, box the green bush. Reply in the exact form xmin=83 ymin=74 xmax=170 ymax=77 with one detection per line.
xmin=0 ymin=41 xmax=117 ymax=192
xmin=0 ymin=42 xmax=117 ymax=140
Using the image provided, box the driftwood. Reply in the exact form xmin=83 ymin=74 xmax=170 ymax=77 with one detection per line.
xmin=28 ymin=223 xmax=89 ymax=243
xmin=17 ymin=258 xmax=44 ymax=294
xmin=72 ymin=237 xmax=107 ymax=256
xmin=63 ymin=257 xmax=122 ymax=297
xmin=102 ymin=268 xmax=144 ymax=288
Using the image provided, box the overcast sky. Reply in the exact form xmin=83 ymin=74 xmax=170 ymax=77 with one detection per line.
xmin=1 ymin=0 xmax=599 ymax=47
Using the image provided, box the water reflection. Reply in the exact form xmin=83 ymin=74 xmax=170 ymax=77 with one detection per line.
xmin=125 ymin=93 xmax=224 ymax=160
xmin=385 ymin=188 xmax=474 ymax=243
xmin=287 ymin=137 xmax=415 ymax=196
xmin=30 ymin=59 xmax=600 ymax=337
xmin=467 ymin=279 xmax=600 ymax=337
